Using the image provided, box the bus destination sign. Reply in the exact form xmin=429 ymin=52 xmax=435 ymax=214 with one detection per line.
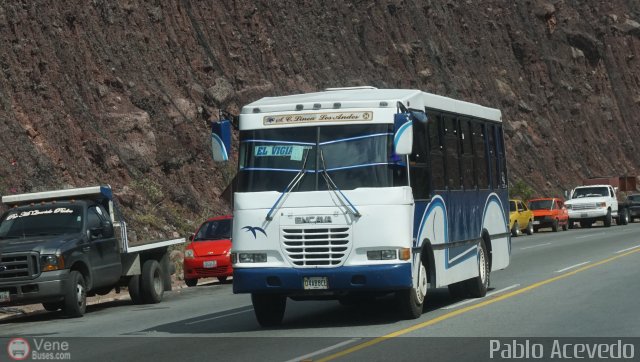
xmin=263 ymin=111 xmax=373 ymax=126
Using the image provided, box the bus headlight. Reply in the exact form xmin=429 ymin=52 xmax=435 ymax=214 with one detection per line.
xmin=41 ymin=255 xmax=64 ymax=272
xmin=367 ymin=250 xmax=397 ymax=260
xmin=238 ymin=253 xmax=267 ymax=263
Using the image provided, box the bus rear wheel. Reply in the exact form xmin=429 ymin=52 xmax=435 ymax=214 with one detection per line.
xmin=252 ymin=294 xmax=286 ymax=327
xmin=465 ymin=239 xmax=490 ymax=298
xmin=396 ymin=258 xmax=427 ymax=319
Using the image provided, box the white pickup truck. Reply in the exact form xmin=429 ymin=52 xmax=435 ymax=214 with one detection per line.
xmin=565 ymin=184 xmax=623 ymax=228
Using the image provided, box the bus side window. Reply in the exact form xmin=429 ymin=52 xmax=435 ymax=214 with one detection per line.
xmin=428 ymin=113 xmax=446 ymax=191
xmin=472 ymin=122 xmax=489 ymax=189
xmin=487 ymin=124 xmax=498 ymax=190
xmin=409 ymin=119 xmax=431 ymax=199
xmin=443 ymin=116 xmax=460 ymax=189
xmin=460 ymin=119 xmax=474 ymax=190
xmin=496 ymin=125 xmax=507 ymax=189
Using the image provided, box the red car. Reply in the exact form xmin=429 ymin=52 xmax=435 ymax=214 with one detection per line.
xmin=528 ymin=198 xmax=569 ymax=232
xmin=183 ymin=215 xmax=233 ymax=287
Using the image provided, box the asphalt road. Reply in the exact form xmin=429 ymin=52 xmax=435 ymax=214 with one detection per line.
xmin=2 ymin=222 xmax=640 ymax=361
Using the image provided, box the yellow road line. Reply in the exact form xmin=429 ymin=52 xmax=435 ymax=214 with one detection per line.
xmin=316 ymin=246 xmax=640 ymax=362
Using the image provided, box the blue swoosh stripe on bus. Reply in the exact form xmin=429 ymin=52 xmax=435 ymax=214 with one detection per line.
xmin=393 ymin=122 xmax=412 ymax=149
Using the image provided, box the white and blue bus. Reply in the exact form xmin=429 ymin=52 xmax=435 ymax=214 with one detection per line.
xmin=212 ymin=87 xmax=510 ymax=326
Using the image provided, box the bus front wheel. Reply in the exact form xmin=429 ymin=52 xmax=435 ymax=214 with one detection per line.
xmin=396 ymin=258 xmax=427 ymax=319
xmin=252 ymin=294 xmax=286 ymax=327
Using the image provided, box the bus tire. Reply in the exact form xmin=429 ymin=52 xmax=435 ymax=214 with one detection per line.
xmin=128 ymin=275 xmax=144 ymax=304
xmin=141 ymin=260 xmax=164 ymax=304
xmin=252 ymin=294 xmax=286 ymax=327
xmin=63 ymin=270 xmax=87 ymax=317
xmin=396 ymin=258 xmax=427 ymax=319
xmin=465 ymin=239 xmax=490 ymax=298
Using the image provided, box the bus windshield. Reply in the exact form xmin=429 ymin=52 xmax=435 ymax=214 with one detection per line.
xmin=238 ymin=124 xmax=407 ymax=192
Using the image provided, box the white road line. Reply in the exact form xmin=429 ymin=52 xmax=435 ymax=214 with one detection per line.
xmin=575 ymin=232 xmax=605 ymax=239
xmin=555 ymin=261 xmax=590 ymax=273
xmin=283 ymin=338 xmax=362 ymax=362
xmin=520 ymin=242 xmax=551 ymax=250
xmin=441 ymin=284 xmax=520 ymax=310
xmin=185 ymin=308 xmax=253 ymax=325
xmin=615 ymin=244 xmax=640 ymax=254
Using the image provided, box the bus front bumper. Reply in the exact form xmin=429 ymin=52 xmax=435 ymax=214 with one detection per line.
xmin=233 ymin=263 xmax=412 ymax=294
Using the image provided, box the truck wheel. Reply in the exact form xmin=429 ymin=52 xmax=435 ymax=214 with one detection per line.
xmin=396 ymin=258 xmax=427 ymax=319
xmin=525 ymin=221 xmax=534 ymax=235
xmin=464 ymin=239 xmax=490 ymax=298
xmin=604 ymin=210 xmax=612 ymax=227
xmin=552 ymin=219 xmax=559 ymax=232
xmin=63 ymin=270 xmax=87 ymax=317
xmin=185 ymin=278 xmax=198 ymax=287
xmin=141 ymin=260 xmax=164 ymax=304
xmin=619 ymin=209 xmax=629 ymax=225
xmin=42 ymin=302 xmax=63 ymax=312
xmin=128 ymin=275 xmax=144 ymax=304
xmin=511 ymin=221 xmax=519 ymax=237
xmin=252 ymin=294 xmax=286 ymax=327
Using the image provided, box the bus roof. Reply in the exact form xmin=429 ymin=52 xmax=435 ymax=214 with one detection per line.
xmin=241 ymin=87 xmax=501 ymax=122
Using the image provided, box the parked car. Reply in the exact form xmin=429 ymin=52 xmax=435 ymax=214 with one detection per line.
xmin=509 ymin=199 xmax=534 ymax=237
xmin=183 ymin=215 xmax=233 ymax=287
xmin=528 ymin=197 xmax=569 ymax=232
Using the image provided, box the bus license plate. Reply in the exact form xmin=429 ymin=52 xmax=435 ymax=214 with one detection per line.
xmin=0 ymin=291 xmax=9 ymax=303
xmin=303 ymin=277 xmax=328 ymax=290
xmin=533 ymin=221 xmax=540 ymax=225
xmin=203 ymin=260 xmax=217 ymax=268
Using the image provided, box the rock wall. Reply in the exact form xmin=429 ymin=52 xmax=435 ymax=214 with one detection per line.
xmin=0 ymin=0 xmax=638 ymax=236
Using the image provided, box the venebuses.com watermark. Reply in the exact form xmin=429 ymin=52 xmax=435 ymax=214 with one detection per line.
xmin=490 ymin=339 xmax=635 ymax=359
xmin=7 ymin=337 xmax=71 ymax=361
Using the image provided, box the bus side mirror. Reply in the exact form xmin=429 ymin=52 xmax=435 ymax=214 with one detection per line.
xmin=393 ymin=113 xmax=413 ymax=155
xmin=211 ymin=120 xmax=232 ymax=162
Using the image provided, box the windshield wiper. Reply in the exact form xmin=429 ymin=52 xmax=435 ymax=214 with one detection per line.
xmin=319 ymin=149 xmax=361 ymax=218
xmin=265 ymin=149 xmax=311 ymax=221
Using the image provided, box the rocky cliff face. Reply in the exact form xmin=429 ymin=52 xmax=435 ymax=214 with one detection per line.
xmin=0 ymin=0 xmax=638 ymax=237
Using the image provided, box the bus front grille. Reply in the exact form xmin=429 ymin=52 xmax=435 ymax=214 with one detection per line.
xmin=281 ymin=227 xmax=351 ymax=267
